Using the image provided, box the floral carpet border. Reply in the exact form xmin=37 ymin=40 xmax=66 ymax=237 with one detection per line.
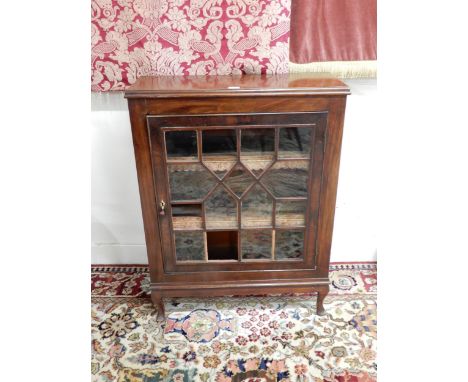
xmin=91 ymin=262 xmax=377 ymax=298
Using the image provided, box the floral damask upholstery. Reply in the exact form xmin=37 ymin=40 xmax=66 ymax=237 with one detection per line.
xmin=91 ymin=0 xmax=291 ymax=91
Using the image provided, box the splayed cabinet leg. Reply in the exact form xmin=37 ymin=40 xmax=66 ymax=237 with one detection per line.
xmin=151 ymin=291 xmax=165 ymax=320
xmin=316 ymin=285 xmax=329 ymax=316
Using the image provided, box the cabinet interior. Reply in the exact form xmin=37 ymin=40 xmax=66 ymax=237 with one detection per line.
xmin=165 ymin=125 xmax=311 ymax=264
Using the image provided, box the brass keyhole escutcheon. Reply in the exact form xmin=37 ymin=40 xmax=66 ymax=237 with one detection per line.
xmin=159 ymin=201 xmax=166 ymax=216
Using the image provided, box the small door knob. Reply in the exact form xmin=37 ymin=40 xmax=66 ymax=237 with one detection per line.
xmin=159 ymin=201 xmax=166 ymax=216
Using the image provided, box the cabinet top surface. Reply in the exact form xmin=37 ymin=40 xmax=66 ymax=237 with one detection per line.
xmin=124 ymin=73 xmax=350 ymax=98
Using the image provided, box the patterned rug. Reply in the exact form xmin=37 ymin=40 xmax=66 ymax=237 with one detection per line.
xmin=92 ymin=263 xmax=377 ymax=382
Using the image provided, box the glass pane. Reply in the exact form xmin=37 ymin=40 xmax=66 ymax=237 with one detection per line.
xmin=202 ymin=129 xmax=237 ymax=179
xmin=165 ymin=131 xmax=197 ymax=161
xmin=275 ymin=230 xmax=304 ymax=260
xmin=174 ymin=231 xmax=205 ymax=261
xmin=205 ymin=186 xmax=237 ymax=229
xmin=240 ymin=129 xmax=275 ymax=178
xmin=276 ymin=200 xmax=307 ymax=227
xmin=241 ymin=230 xmax=272 ymax=260
xmin=224 ymin=164 xmax=255 ymax=197
xmin=279 ymin=127 xmax=312 ymax=159
xmin=241 ymin=184 xmax=273 ymax=228
xmin=171 ymin=204 xmax=203 ymax=230
xmin=168 ymin=163 xmax=217 ymax=201
xmin=203 ymin=159 xmax=236 ymax=180
xmin=261 ymin=160 xmax=309 ymax=198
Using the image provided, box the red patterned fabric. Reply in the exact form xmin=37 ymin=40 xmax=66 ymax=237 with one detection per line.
xmin=91 ymin=0 xmax=291 ymax=91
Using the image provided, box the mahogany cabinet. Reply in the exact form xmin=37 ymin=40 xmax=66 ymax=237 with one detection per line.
xmin=125 ymin=74 xmax=350 ymax=318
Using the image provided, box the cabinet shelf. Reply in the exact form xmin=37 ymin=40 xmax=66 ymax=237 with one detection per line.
xmin=166 ymin=155 xmax=310 ymax=166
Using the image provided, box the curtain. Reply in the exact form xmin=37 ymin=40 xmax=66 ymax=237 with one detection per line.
xmin=290 ymin=0 xmax=377 ymax=63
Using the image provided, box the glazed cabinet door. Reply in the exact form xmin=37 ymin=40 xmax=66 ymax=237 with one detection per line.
xmin=148 ymin=112 xmax=328 ymax=273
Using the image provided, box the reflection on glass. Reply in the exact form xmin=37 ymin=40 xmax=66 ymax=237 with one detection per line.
xmin=240 ymin=129 xmax=275 ymax=178
xmin=202 ymin=129 xmax=237 ymax=179
xmin=174 ymin=231 xmax=205 ymax=261
xmin=241 ymin=230 xmax=272 ymax=260
xmin=275 ymin=230 xmax=304 ymax=260
xmin=224 ymin=164 xmax=255 ymax=197
xmin=241 ymin=128 xmax=275 ymax=153
xmin=168 ymin=163 xmax=216 ymax=200
xmin=279 ymin=127 xmax=312 ymax=159
xmin=276 ymin=200 xmax=307 ymax=227
xmin=261 ymin=160 xmax=309 ymax=197
xmin=165 ymin=131 xmax=197 ymax=161
xmin=205 ymin=186 xmax=237 ymax=229
xmin=171 ymin=204 xmax=203 ymax=230
xmin=241 ymin=184 xmax=273 ymax=228
xmin=203 ymin=159 xmax=236 ymax=180
xmin=202 ymin=129 xmax=236 ymax=155
xmin=171 ymin=204 xmax=202 ymax=217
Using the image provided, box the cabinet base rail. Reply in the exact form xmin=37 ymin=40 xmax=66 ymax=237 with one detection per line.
xmin=151 ymin=279 xmax=330 ymax=318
